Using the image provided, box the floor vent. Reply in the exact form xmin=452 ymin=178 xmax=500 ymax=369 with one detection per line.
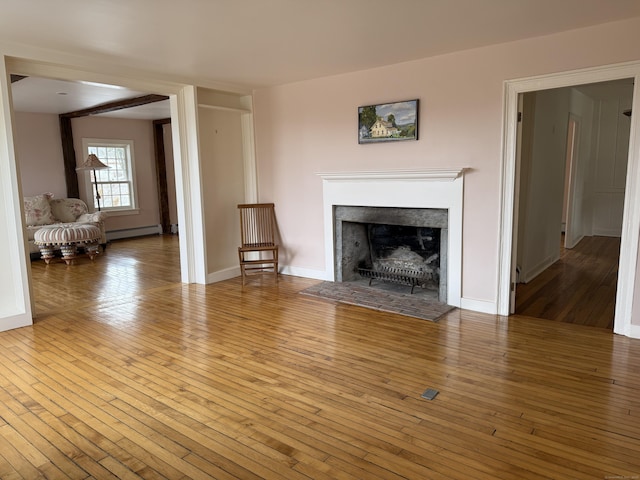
xmin=421 ymin=388 xmax=439 ymax=400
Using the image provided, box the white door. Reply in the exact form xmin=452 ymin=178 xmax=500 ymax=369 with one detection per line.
xmin=563 ymin=115 xmax=583 ymax=249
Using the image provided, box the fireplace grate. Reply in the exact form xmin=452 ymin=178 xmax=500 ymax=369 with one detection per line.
xmin=358 ymin=267 xmax=428 ymax=294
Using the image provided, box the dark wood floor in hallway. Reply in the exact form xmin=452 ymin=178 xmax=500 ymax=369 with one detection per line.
xmin=515 ymin=235 xmax=620 ymax=329
xmin=2 ymin=234 xmax=635 ymax=478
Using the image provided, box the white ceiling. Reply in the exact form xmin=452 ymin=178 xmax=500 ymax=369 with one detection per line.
xmin=5 ymin=0 xmax=640 ymax=118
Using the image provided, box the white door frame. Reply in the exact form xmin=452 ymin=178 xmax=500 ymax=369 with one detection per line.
xmin=498 ymin=61 xmax=640 ymax=337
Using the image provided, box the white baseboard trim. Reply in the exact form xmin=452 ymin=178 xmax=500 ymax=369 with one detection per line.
xmin=0 ymin=311 xmax=33 ymax=333
xmin=460 ymin=297 xmax=498 ymax=315
xmin=207 ymin=265 xmax=328 ymax=284
xmin=106 ymin=225 xmax=162 ymax=241
xmin=592 ymin=229 xmax=622 ymax=238
xmin=280 ymin=265 xmax=331 ymax=281
xmin=627 ymin=324 xmax=640 ymax=339
xmin=564 ymin=233 xmax=585 ymax=250
xmin=520 ymin=254 xmax=558 ymax=284
xmin=207 ymin=266 xmax=241 ymax=284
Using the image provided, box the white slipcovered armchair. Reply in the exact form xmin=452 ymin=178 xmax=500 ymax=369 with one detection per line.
xmin=23 ymin=193 xmax=108 ymax=256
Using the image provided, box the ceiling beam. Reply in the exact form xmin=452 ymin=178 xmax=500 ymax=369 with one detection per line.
xmin=61 ymin=94 xmax=169 ymax=119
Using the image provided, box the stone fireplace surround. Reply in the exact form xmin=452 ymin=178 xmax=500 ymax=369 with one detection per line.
xmin=318 ymin=168 xmax=465 ymax=307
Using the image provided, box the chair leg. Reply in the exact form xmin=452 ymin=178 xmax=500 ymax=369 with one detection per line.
xmin=238 ymin=250 xmax=280 ymax=284
xmin=238 ymin=251 xmax=246 ymax=285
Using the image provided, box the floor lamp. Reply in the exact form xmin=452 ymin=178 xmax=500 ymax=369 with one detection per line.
xmin=77 ymin=154 xmax=109 ymax=211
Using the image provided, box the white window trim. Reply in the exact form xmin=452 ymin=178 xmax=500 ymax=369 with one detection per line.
xmin=81 ymin=138 xmax=139 ymax=213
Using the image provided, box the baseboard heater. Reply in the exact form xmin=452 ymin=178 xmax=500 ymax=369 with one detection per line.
xmin=106 ymin=225 xmax=162 ymax=241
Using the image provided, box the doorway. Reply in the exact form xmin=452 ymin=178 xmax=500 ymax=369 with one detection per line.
xmin=0 ymin=56 xmax=211 ymax=331
xmin=512 ymin=81 xmax=632 ymax=329
xmin=9 ymin=74 xmax=181 ymax=317
xmin=498 ymin=62 xmax=640 ymax=338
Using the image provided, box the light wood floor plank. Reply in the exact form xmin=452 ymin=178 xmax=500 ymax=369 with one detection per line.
xmin=0 ymin=234 xmax=635 ymax=478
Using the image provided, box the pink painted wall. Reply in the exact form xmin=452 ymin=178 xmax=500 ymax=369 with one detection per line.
xmin=199 ymin=107 xmax=245 ymax=273
xmin=14 ymin=112 xmax=66 ymax=198
xmin=253 ymin=17 xmax=640 ymax=310
xmin=72 ymin=116 xmax=160 ymax=232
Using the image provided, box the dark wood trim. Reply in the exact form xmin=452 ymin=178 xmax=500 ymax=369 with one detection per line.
xmin=61 ymin=94 xmax=169 ymax=119
xmin=59 ymin=116 xmax=80 ymax=198
xmin=153 ymin=118 xmax=172 ymax=234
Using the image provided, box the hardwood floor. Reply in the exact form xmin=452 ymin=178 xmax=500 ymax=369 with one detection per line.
xmin=2 ymin=235 xmax=638 ymax=478
xmin=515 ymin=235 xmax=621 ymax=329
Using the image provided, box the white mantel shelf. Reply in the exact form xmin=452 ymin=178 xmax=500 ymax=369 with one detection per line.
xmin=317 ymin=168 xmax=467 ymax=182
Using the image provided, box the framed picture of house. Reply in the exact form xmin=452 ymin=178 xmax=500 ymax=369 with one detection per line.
xmin=358 ymin=99 xmax=419 ymax=144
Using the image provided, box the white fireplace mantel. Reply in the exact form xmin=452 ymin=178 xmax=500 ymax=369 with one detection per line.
xmin=317 ymin=168 xmax=466 ymax=182
xmin=318 ymin=168 xmax=466 ymax=307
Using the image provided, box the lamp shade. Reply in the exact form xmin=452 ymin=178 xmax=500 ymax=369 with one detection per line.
xmin=77 ymin=154 xmax=109 ymax=170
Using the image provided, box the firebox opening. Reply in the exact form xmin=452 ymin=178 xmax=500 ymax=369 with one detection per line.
xmin=344 ymin=223 xmax=441 ymax=294
xmin=335 ymin=206 xmax=448 ymax=301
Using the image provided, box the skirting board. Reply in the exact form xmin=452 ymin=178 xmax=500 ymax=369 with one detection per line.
xmin=519 ymin=254 xmax=559 ymax=284
xmin=0 ymin=311 xmax=32 ymax=333
xmin=106 ymin=225 xmax=162 ymax=241
xmin=207 ymin=266 xmax=240 ymax=284
xmin=460 ymin=297 xmax=497 ymax=315
xmin=629 ymin=324 xmax=640 ymax=339
xmin=280 ymin=265 xmax=331 ymax=281
xmin=592 ymin=229 xmax=623 ymax=237
xmin=207 ymin=265 xmax=327 ymax=284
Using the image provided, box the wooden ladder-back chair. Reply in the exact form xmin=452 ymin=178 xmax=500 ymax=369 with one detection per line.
xmin=237 ymin=203 xmax=279 ymax=284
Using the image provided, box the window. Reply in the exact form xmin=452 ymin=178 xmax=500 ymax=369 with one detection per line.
xmin=83 ymin=139 xmax=137 ymax=212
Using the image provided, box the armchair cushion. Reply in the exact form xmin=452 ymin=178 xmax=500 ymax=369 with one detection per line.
xmin=24 ymin=193 xmax=56 ymax=226
xmin=77 ymin=211 xmax=108 ymax=223
xmin=50 ymin=198 xmax=88 ymax=223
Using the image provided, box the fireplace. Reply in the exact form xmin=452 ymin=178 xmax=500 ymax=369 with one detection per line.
xmin=334 ymin=206 xmax=448 ymax=301
xmin=318 ymin=168 xmax=465 ymax=307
